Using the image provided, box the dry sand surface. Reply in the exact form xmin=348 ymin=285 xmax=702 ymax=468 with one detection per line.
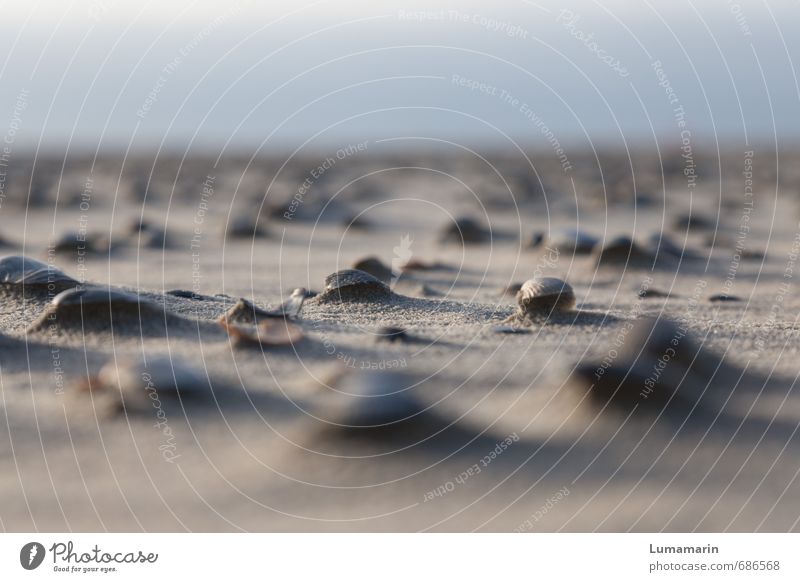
xmin=1 ymin=149 xmax=799 ymax=532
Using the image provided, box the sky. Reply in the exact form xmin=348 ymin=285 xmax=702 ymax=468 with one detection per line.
xmin=1 ymin=0 xmax=798 ymax=154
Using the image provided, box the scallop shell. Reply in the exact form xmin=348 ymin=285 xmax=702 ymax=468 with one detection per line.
xmin=0 ymin=255 xmax=78 ymax=291
xmin=515 ymin=277 xmax=576 ymax=318
xmin=220 ymin=319 xmax=304 ymax=347
xmin=317 ymin=269 xmax=391 ymax=302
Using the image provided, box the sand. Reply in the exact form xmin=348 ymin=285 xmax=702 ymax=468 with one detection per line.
xmin=1 ymin=149 xmax=799 ymax=532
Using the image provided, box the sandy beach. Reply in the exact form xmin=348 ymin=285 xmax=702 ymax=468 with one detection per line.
xmin=0 ymin=148 xmax=798 ymax=532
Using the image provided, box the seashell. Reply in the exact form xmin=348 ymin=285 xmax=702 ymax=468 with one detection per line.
xmin=740 ymin=248 xmax=766 ymax=260
xmin=128 ymin=220 xmax=173 ymax=249
xmin=226 ymin=214 xmax=268 ymax=239
xmin=548 ymin=228 xmax=598 ymax=255
xmin=514 ymin=277 xmax=576 ymax=320
xmin=352 ymin=256 xmax=393 ymax=283
xmin=708 ymin=294 xmax=741 ymax=302
xmin=673 ymin=211 xmax=716 ymax=232
xmin=341 ymin=213 xmax=373 ymax=230
xmin=220 ymin=319 xmax=304 ymax=347
xmin=51 ymin=287 xmax=148 ymax=309
xmin=502 ymin=282 xmax=523 ymax=296
xmin=593 ymin=236 xmax=655 ymax=268
xmin=77 ymin=356 xmax=210 ymax=415
xmin=439 ymin=217 xmax=489 ymax=244
xmin=0 ymin=255 xmax=79 ymax=293
xmin=26 ymin=287 xmax=178 ymax=335
xmin=646 ymin=232 xmax=695 ymax=259
xmin=51 ymin=231 xmax=111 ymax=257
xmin=316 ymin=269 xmax=391 ymax=303
xmin=638 ymin=288 xmax=672 ymax=299
xmin=218 ymin=289 xmax=307 ymax=324
xmin=401 ymin=258 xmax=446 ymax=272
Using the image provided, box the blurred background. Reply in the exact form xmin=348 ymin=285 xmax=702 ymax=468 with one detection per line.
xmin=1 ymin=0 xmax=798 ymax=155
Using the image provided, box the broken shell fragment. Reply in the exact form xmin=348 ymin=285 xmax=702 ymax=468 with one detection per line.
xmin=220 ymin=319 xmax=304 ymax=347
xmin=218 ymin=289 xmax=307 ymax=324
xmin=316 ymin=269 xmax=391 ymax=303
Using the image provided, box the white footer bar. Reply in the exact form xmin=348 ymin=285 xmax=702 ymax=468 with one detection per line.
xmin=2 ymin=533 xmax=797 ymax=580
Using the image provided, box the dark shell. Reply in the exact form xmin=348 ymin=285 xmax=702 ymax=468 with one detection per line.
xmin=708 ymin=294 xmax=741 ymax=302
xmin=439 ymin=217 xmax=489 ymax=244
xmin=341 ymin=213 xmax=373 ymax=230
xmin=548 ymin=229 xmax=598 ymax=255
xmin=317 ymin=269 xmax=391 ymax=303
xmin=593 ymin=236 xmax=655 ymax=268
xmin=646 ymin=232 xmax=696 ymax=260
xmin=376 ymin=326 xmax=408 ymax=343
xmin=401 ymin=258 xmax=451 ymax=272
xmin=51 ymin=231 xmax=110 ymax=256
xmin=134 ymin=226 xmax=173 ymax=249
xmin=673 ymin=212 xmax=716 ymax=232
xmin=0 ymin=255 xmax=78 ymax=291
xmin=638 ymin=288 xmax=672 ymax=299
xmin=226 ymin=215 xmax=268 ymax=239
xmin=352 ymin=256 xmax=393 ymax=283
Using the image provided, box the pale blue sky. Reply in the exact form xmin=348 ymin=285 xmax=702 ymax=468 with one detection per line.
xmin=1 ymin=0 xmax=798 ymax=153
